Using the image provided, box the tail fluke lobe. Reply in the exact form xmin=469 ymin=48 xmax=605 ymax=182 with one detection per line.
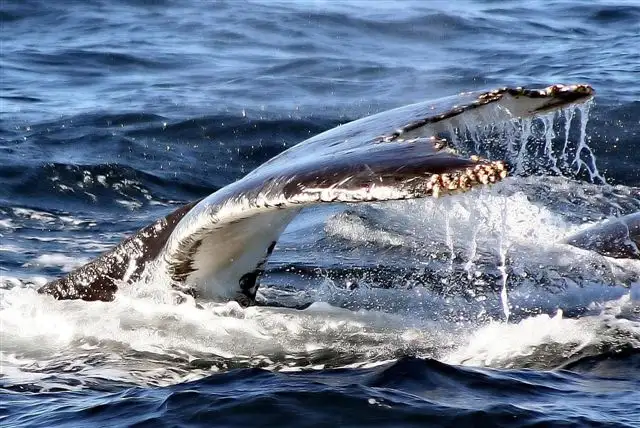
xmin=37 ymin=200 xmax=201 ymax=302
xmin=161 ymin=142 xmax=506 ymax=303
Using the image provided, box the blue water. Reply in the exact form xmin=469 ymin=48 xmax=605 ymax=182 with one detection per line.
xmin=1 ymin=0 xmax=640 ymax=427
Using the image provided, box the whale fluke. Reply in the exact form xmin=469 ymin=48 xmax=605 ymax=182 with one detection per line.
xmin=37 ymin=84 xmax=595 ymax=305
xmin=37 ymin=200 xmax=202 ymax=301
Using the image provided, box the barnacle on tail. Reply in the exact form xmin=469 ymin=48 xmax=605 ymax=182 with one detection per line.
xmin=420 ymin=158 xmax=508 ymax=199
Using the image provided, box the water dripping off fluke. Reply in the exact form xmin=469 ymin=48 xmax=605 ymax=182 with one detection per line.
xmin=443 ymin=199 xmax=455 ymax=273
xmin=458 ymin=101 xmax=606 ymax=184
xmin=541 ymin=113 xmax=562 ymax=176
xmin=498 ymin=196 xmax=510 ymax=323
xmin=513 ymin=118 xmax=532 ymax=176
xmin=561 ymin=107 xmax=575 ymax=162
xmin=571 ymin=102 xmax=606 ymax=184
xmin=463 ymin=201 xmax=482 ymax=281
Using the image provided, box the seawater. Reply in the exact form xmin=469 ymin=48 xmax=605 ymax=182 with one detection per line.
xmin=1 ymin=1 xmax=640 ymax=427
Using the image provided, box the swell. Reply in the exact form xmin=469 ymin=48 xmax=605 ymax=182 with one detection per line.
xmin=0 ymin=162 xmax=211 ymax=212
xmin=2 ymin=357 xmax=637 ymax=427
xmin=0 ymin=114 xmax=341 ymax=211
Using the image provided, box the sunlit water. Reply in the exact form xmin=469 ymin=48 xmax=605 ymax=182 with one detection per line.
xmin=1 ymin=0 xmax=640 ymax=426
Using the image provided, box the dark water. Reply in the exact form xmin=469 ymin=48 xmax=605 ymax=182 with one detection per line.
xmin=1 ymin=0 xmax=640 ymax=427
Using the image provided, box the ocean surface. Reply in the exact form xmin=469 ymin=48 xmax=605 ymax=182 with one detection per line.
xmin=1 ymin=0 xmax=640 ymax=426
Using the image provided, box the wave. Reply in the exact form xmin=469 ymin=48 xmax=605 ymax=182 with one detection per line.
xmin=2 ymin=354 xmax=638 ymax=427
xmin=0 ymin=162 xmax=211 ymax=212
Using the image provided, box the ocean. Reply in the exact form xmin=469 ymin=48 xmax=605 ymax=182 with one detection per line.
xmin=1 ymin=0 xmax=639 ymax=426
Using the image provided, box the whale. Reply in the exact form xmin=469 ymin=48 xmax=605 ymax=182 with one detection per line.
xmin=563 ymin=212 xmax=640 ymax=260
xmin=38 ymin=84 xmax=596 ymax=306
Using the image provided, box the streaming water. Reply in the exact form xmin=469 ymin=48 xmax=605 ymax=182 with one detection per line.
xmin=572 ymin=103 xmax=606 ymax=184
xmin=463 ymin=201 xmax=481 ymax=281
xmin=460 ymin=103 xmax=607 ymax=187
xmin=511 ymin=119 xmax=530 ymax=176
xmin=561 ymin=108 xmax=575 ymax=163
xmin=497 ymin=197 xmax=511 ymax=322
xmin=443 ymin=199 xmax=456 ymax=275
xmin=541 ymin=113 xmax=562 ymax=176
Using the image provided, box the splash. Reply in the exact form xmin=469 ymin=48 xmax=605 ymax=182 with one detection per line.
xmin=456 ymin=101 xmax=604 ymax=184
xmin=561 ymin=108 xmax=575 ymax=162
xmin=513 ymin=118 xmax=532 ymax=176
xmin=442 ymin=198 xmax=456 ymax=273
xmin=3 ymin=177 xmax=640 ymax=389
xmin=571 ymin=103 xmax=606 ymax=184
xmin=463 ymin=200 xmax=482 ymax=280
xmin=497 ymin=196 xmax=510 ymax=322
xmin=0 ymin=93 xmax=634 ymax=390
xmin=541 ymin=113 xmax=562 ymax=176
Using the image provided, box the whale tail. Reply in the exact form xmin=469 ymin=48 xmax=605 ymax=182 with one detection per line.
xmin=38 ymin=84 xmax=594 ymax=305
xmin=39 ymin=140 xmax=505 ymax=304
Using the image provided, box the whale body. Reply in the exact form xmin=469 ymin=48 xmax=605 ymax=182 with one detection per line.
xmin=564 ymin=212 xmax=640 ymax=260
